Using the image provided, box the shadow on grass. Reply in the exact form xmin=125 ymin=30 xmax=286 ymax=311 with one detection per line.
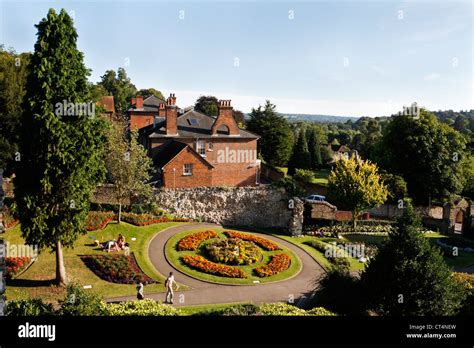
xmin=7 ymin=278 xmax=56 ymax=288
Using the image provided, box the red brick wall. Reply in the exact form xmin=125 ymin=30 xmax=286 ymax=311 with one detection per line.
xmin=151 ymin=137 xmax=258 ymax=187
xmin=130 ymin=111 xmax=156 ymax=129
xmin=162 ymin=147 xmax=213 ymax=188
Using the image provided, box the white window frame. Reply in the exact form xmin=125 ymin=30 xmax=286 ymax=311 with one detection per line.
xmin=183 ymin=163 xmax=193 ymax=176
xmin=197 ymin=139 xmax=206 ymax=157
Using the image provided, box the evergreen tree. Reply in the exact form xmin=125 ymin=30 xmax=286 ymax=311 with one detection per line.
xmin=246 ymin=100 xmax=293 ymax=167
xmin=14 ymin=9 xmax=107 ymax=286
xmin=307 ymin=128 xmax=322 ymax=170
xmin=288 ymin=129 xmax=311 ymax=175
xmin=361 ymin=202 xmax=466 ymax=315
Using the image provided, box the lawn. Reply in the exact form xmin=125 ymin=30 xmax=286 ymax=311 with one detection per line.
xmin=165 ymin=228 xmax=302 ymax=285
xmin=3 ymin=221 xmax=188 ymax=302
xmin=423 ymin=232 xmax=474 ymax=269
xmin=309 ymin=169 xmax=330 ymax=185
xmin=276 ymin=235 xmax=365 ymax=271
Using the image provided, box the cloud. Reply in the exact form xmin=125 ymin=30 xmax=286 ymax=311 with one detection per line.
xmin=423 ymin=73 xmax=441 ymax=81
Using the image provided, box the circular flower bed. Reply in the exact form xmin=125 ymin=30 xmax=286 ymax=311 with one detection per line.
xmin=165 ymin=229 xmax=301 ymax=285
xmin=206 ymin=238 xmax=262 ymax=265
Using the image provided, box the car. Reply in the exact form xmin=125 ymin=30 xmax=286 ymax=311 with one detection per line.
xmin=304 ymin=194 xmax=326 ymax=203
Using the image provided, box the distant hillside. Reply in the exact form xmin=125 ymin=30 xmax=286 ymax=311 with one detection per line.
xmin=280 ymin=113 xmax=360 ymax=123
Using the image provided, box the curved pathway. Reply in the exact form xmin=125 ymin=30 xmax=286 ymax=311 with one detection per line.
xmin=107 ymin=223 xmax=325 ymax=308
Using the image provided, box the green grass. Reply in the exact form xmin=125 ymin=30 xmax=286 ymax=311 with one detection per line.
xmin=342 ymin=233 xmax=388 ymax=247
xmin=276 ymin=235 xmax=365 ymax=272
xmin=309 ymin=169 xmax=330 ymax=185
xmin=3 ymin=222 xmax=188 ymax=302
xmin=165 ymin=228 xmax=302 ymax=285
xmin=423 ymin=233 xmax=474 ymax=269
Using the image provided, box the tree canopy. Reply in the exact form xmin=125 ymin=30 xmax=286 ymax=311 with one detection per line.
xmin=98 ymin=67 xmax=137 ymax=113
xmin=246 ymin=100 xmax=294 ymax=167
xmin=14 ymin=8 xmax=108 ymax=285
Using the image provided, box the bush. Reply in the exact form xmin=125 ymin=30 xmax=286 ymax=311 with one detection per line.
xmin=85 ymin=211 xmax=116 ymax=231
xmin=270 ymin=177 xmax=304 ymax=197
xmin=257 ymin=303 xmax=307 ymax=316
xmin=107 ymin=299 xmax=182 ymax=316
xmin=6 ymin=299 xmax=55 ymax=316
xmin=305 ymin=307 xmax=337 ymax=316
xmin=194 ymin=304 xmax=259 ymax=316
xmin=453 ymin=272 xmax=474 ymax=315
xmin=58 ymin=284 xmax=108 ymax=316
xmin=312 ymin=267 xmax=365 ymax=315
xmin=294 ymin=169 xmax=315 ymax=183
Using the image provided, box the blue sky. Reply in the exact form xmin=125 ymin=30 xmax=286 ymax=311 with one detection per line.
xmin=0 ymin=0 xmax=472 ymax=116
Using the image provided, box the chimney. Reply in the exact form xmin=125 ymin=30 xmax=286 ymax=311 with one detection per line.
xmin=211 ymin=99 xmax=240 ymax=136
xmin=165 ymin=93 xmax=178 ymax=135
xmin=136 ymin=96 xmax=144 ymax=109
xmin=158 ymin=102 xmax=166 ymax=117
xmin=131 ymin=97 xmax=136 ymax=106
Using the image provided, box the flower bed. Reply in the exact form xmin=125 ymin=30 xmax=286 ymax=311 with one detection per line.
xmin=224 ymin=231 xmax=281 ymax=251
xmin=177 ymin=230 xmax=218 ymax=251
xmin=206 ymin=238 xmax=262 ymax=265
xmin=181 ymin=255 xmax=246 ymax=278
xmin=255 ymin=254 xmax=291 ymax=277
xmin=121 ymin=212 xmax=191 ymax=226
xmin=80 ymin=253 xmax=155 ymax=284
xmin=5 ymin=257 xmax=32 ymax=279
xmin=85 ymin=211 xmax=116 ymax=231
xmin=304 ymin=240 xmax=351 ymax=268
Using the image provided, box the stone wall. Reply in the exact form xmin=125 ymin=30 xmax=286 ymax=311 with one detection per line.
xmin=154 ymin=186 xmax=302 ymax=234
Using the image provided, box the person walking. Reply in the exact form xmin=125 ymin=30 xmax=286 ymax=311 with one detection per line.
xmin=165 ymin=272 xmax=179 ymax=304
xmin=136 ymin=281 xmax=144 ymax=300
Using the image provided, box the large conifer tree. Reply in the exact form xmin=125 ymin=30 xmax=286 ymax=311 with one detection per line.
xmin=14 ymin=9 xmax=107 ymax=286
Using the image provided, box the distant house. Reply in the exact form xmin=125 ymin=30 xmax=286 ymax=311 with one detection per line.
xmin=129 ymin=93 xmax=260 ymax=188
xmin=97 ymin=96 xmax=115 ymax=120
xmin=325 ymin=143 xmax=358 ymax=165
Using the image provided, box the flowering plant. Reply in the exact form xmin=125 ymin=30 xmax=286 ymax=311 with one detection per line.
xmin=181 ymin=255 xmax=246 ymax=278
xmin=255 ymin=254 xmax=291 ymax=277
xmin=5 ymin=257 xmax=32 ymax=279
xmin=177 ymin=230 xmax=218 ymax=251
xmin=224 ymin=231 xmax=281 ymax=251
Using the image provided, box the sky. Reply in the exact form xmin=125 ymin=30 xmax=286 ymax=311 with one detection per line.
xmin=0 ymin=0 xmax=472 ymax=116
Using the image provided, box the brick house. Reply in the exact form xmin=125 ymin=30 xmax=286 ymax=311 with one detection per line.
xmin=128 ymin=95 xmax=166 ymax=129
xmin=97 ymin=96 xmax=115 ymax=120
xmin=325 ymin=143 xmax=359 ymax=165
xmin=132 ymin=93 xmax=260 ymax=188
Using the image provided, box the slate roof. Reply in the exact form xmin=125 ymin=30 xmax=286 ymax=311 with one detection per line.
xmin=151 ymin=140 xmax=214 ymax=169
xmin=128 ymin=95 xmax=165 ymax=112
xmin=149 ymin=109 xmax=259 ymax=139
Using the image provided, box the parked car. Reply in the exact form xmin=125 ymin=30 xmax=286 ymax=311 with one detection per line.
xmin=305 ymin=194 xmax=326 ymax=203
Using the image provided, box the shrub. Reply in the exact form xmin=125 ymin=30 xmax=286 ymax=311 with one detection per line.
xmin=270 ymin=176 xmax=304 ymax=197
xmin=193 ymin=304 xmax=259 ymax=316
xmin=181 ymin=255 xmax=246 ymax=278
xmin=121 ymin=212 xmax=190 ymax=226
xmin=6 ymin=299 xmax=55 ymax=316
xmin=58 ymin=284 xmax=109 ymax=316
xmin=453 ymin=272 xmax=474 ymax=315
xmin=305 ymin=307 xmax=337 ymax=316
xmin=257 ymin=303 xmax=307 ymax=316
xmin=107 ymin=299 xmax=182 ymax=316
xmin=255 ymin=254 xmax=291 ymax=277
xmin=224 ymin=231 xmax=281 ymax=251
xmin=294 ymin=168 xmax=316 ymax=183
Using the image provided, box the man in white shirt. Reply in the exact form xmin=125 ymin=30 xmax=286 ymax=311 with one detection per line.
xmin=165 ymin=272 xmax=179 ymax=304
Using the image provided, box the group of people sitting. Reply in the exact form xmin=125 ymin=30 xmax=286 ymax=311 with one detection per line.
xmin=95 ymin=234 xmax=129 ymax=252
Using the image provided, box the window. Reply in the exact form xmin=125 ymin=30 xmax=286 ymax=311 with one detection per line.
xmin=208 ymin=142 xmax=214 ymax=151
xmin=183 ymin=163 xmax=193 ymax=176
xmin=197 ymin=140 xmax=206 ymax=156
xmin=188 ymin=118 xmax=199 ymax=126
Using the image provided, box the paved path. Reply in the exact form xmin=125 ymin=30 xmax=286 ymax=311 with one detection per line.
xmin=107 ymin=223 xmax=325 ymax=308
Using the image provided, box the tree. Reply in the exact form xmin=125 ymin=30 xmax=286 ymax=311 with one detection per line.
xmin=137 ymin=88 xmax=165 ymax=101
xmin=195 ymin=95 xmax=219 ymax=116
xmin=375 ymin=110 xmax=467 ymax=204
xmin=98 ymin=67 xmax=137 ymax=113
xmin=381 ymin=172 xmax=408 ymax=204
xmin=328 ymin=157 xmax=388 ymax=228
xmin=288 ymin=130 xmax=311 ymax=175
xmin=306 ymin=128 xmax=322 ymax=170
xmin=105 ymin=119 xmax=153 ymax=223
xmin=232 ymin=110 xmax=246 ymax=127
xmin=361 ymin=202 xmax=466 ymax=315
xmin=14 ymin=9 xmax=107 ymax=286
xmin=0 ymin=47 xmax=31 ymax=174
xmin=246 ymin=100 xmax=293 ymax=167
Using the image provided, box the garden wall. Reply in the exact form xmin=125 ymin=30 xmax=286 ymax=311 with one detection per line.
xmin=153 ymin=186 xmax=303 ymax=234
